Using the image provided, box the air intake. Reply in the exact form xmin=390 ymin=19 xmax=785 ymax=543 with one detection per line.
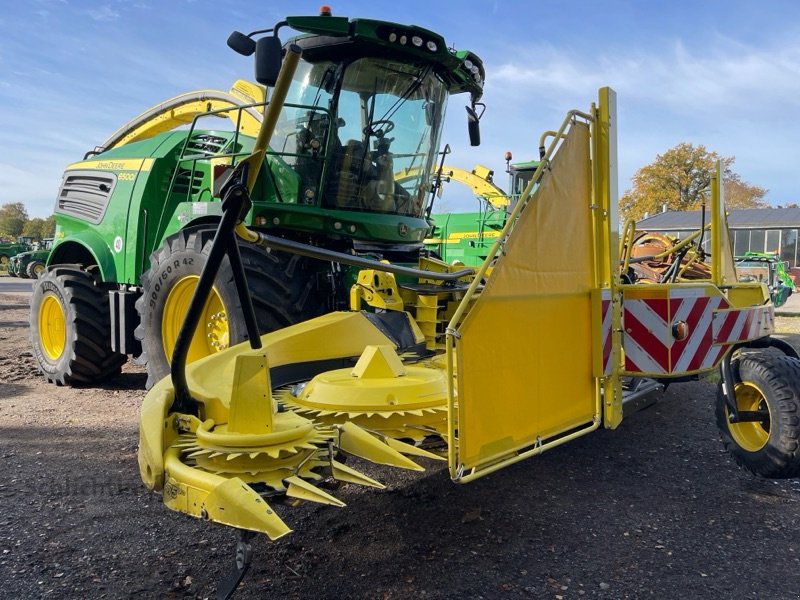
xmin=55 ymin=171 xmax=116 ymax=224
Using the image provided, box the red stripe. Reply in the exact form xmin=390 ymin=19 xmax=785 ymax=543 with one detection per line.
xmin=602 ymin=299 xmax=612 ymax=373
xmin=669 ymin=298 xmax=683 ymax=322
xmin=740 ymin=310 xmax=755 ymax=340
xmin=625 ymin=355 xmax=641 ymax=372
xmin=687 ymin=318 xmax=715 ymax=371
xmin=647 ymin=298 xmax=669 ymax=323
xmin=624 ymin=307 xmax=669 ymax=370
xmin=715 ymin=310 xmax=739 ymax=344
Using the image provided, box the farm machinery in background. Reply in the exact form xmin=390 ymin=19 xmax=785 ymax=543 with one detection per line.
xmin=0 ymin=235 xmax=38 ymax=270
xmin=29 ymin=9 xmax=800 ymax=598
xmin=8 ymin=238 xmax=54 ymax=279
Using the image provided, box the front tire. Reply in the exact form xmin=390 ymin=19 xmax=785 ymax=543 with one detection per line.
xmin=30 ymin=267 xmax=127 ymax=385
xmin=716 ymin=353 xmax=800 ymax=478
xmin=135 ymin=227 xmax=326 ymax=389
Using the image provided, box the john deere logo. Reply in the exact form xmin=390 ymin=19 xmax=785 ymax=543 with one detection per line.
xmin=398 ymin=222 xmax=408 ymax=236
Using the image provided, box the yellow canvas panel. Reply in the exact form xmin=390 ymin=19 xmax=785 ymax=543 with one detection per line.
xmin=455 ymin=122 xmax=598 ymax=471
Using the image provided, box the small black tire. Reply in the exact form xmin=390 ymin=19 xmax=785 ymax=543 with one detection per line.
xmin=134 ymin=227 xmax=327 ymax=389
xmin=30 ymin=266 xmax=127 ymax=385
xmin=7 ymin=268 xmax=17 ymax=278
xmin=17 ymin=268 xmax=29 ymax=279
xmin=26 ymin=260 xmax=46 ymax=279
xmin=716 ymin=353 xmax=800 ymax=478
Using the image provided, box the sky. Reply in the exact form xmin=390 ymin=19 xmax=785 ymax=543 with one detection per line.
xmin=1 ymin=0 xmax=799 ymax=217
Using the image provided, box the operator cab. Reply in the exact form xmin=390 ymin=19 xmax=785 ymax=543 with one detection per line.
xmin=230 ymin=11 xmax=485 ymax=221
xmin=276 ymin=53 xmax=447 ymax=217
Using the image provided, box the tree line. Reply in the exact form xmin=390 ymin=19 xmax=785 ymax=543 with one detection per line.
xmin=0 ymin=203 xmax=56 ymax=241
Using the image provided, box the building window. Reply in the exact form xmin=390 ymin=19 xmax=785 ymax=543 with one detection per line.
xmin=750 ymin=229 xmax=765 ymax=254
xmin=766 ymin=230 xmax=781 ymax=255
xmin=733 ymin=229 xmax=749 ymax=256
xmin=781 ymin=229 xmax=798 ymax=268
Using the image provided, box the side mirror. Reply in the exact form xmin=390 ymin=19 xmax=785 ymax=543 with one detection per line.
xmin=466 ymin=104 xmax=484 ymax=147
xmin=255 ymin=36 xmax=283 ymax=86
xmin=227 ymin=31 xmax=256 ymax=56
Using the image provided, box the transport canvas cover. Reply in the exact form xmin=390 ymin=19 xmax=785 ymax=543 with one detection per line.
xmin=455 ymin=122 xmax=597 ymax=471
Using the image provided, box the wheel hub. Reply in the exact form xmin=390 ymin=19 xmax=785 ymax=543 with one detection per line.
xmin=163 ymin=276 xmax=229 ymax=363
xmin=38 ymin=293 xmax=66 ymax=361
xmin=728 ymin=381 xmax=771 ymax=452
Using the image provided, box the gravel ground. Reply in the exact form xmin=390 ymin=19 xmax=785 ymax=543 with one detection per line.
xmin=2 ymin=291 xmax=800 ymax=599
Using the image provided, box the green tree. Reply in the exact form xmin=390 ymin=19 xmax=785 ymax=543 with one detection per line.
xmin=43 ymin=215 xmax=56 ymax=237
xmin=22 ymin=217 xmax=47 ymax=239
xmin=620 ymin=143 xmax=767 ymax=221
xmin=0 ymin=202 xmax=29 ymax=239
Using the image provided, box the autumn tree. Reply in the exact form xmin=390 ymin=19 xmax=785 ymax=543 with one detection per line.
xmin=619 ymin=143 xmax=768 ymax=221
xmin=0 ymin=202 xmax=29 ymax=239
xmin=22 ymin=217 xmax=48 ymax=239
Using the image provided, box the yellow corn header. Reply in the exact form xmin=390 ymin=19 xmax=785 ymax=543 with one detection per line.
xmin=137 ymin=56 xmax=799 ymax=597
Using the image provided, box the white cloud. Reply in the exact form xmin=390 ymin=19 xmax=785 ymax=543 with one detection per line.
xmin=484 ymin=33 xmax=800 ymax=203
xmin=87 ymin=6 xmax=120 ymax=22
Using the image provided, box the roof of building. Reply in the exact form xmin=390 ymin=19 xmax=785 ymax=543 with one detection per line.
xmin=637 ymin=207 xmax=800 ymax=230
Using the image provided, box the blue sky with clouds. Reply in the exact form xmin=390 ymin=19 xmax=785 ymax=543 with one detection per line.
xmin=1 ymin=0 xmax=799 ymax=217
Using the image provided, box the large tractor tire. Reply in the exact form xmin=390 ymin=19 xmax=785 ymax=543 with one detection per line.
xmin=17 ymin=268 xmax=29 ymax=279
xmin=716 ymin=353 xmax=800 ymax=478
xmin=135 ymin=227 xmax=326 ymax=389
xmin=30 ymin=266 xmax=127 ymax=385
xmin=26 ymin=260 xmax=46 ymax=279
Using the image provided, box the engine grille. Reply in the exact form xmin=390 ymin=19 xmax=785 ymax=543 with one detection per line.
xmin=54 ymin=171 xmax=116 ymax=225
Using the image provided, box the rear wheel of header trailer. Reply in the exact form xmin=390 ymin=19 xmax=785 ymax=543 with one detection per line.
xmin=134 ymin=226 xmax=327 ymax=389
xmin=716 ymin=353 xmax=800 ymax=478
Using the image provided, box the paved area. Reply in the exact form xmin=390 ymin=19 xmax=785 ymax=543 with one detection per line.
xmin=0 ymin=276 xmax=33 ymax=297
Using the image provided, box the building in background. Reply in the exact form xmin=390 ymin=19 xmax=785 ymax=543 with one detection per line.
xmin=637 ymin=208 xmax=800 ymax=271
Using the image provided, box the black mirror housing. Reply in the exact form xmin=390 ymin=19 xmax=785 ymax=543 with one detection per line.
xmin=255 ymin=36 xmax=283 ymax=86
xmin=227 ymin=31 xmax=256 ymax=56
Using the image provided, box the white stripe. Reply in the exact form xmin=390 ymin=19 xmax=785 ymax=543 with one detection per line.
xmin=673 ymin=298 xmax=721 ymax=372
xmin=623 ymin=334 xmax=667 ymax=374
xmin=623 ymin=299 xmax=669 ymax=343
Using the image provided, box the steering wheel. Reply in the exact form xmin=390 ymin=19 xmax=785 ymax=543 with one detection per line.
xmin=363 ymin=119 xmax=395 ymax=138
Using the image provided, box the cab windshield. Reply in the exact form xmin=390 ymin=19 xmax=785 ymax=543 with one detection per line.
xmin=273 ymin=56 xmax=448 ymax=217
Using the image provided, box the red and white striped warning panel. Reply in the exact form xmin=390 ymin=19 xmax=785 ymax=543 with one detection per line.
xmin=620 ymin=285 xmax=774 ymax=377
xmin=600 ymin=289 xmax=612 ymax=376
xmin=713 ymin=305 xmax=774 ymax=345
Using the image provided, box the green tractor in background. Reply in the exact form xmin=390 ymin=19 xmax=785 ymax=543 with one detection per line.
xmin=0 ymin=236 xmax=38 ymax=272
xmin=735 ymin=251 xmax=795 ymax=307
xmin=29 ymin=10 xmax=486 ymax=386
xmin=9 ymin=238 xmax=54 ymax=279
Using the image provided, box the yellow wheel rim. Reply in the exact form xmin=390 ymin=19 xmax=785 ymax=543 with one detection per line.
xmin=727 ymin=381 xmax=771 ymax=452
xmin=38 ymin=293 xmax=66 ymax=361
xmin=33 ymin=263 xmax=45 ymax=276
xmin=0 ymin=256 xmax=8 ymax=265
xmin=162 ymin=276 xmax=228 ymax=364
